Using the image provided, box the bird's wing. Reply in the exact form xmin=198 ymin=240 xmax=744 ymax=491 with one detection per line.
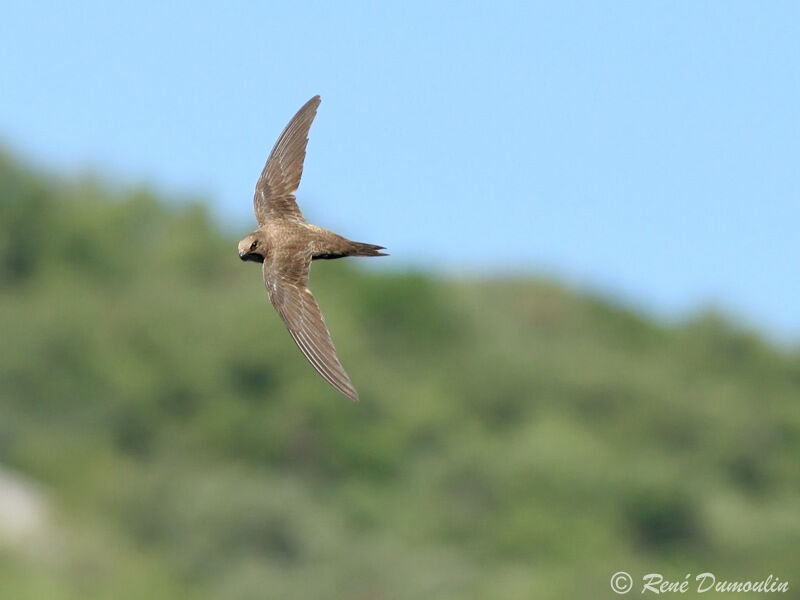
xmin=263 ymin=247 xmax=359 ymax=401
xmin=253 ymin=96 xmax=321 ymax=225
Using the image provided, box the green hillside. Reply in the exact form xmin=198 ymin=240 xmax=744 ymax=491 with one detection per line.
xmin=1 ymin=149 xmax=798 ymax=599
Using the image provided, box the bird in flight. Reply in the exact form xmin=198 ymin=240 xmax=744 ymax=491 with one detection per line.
xmin=238 ymin=95 xmax=386 ymax=402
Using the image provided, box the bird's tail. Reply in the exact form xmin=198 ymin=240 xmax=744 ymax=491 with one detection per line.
xmin=347 ymin=241 xmax=388 ymax=257
xmin=312 ymin=235 xmax=388 ymax=260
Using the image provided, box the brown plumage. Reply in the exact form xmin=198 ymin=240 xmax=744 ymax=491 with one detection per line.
xmin=237 ymin=95 xmax=386 ymax=402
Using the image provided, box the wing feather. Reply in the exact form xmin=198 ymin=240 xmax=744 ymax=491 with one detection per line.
xmin=253 ymin=95 xmax=321 ymax=224
xmin=263 ymin=249 xmax=359 ymax=401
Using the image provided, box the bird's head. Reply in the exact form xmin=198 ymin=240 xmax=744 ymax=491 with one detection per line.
xmin=238 ymin=231 xmax=267 ymax=263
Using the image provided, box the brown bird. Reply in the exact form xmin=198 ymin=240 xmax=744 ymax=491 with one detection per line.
xmin=238 ymin=95 xmax=386 ymax=402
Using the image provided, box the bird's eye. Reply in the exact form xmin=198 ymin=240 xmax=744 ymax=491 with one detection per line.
xmin=250 ymin=241 xmax=258 ymax=251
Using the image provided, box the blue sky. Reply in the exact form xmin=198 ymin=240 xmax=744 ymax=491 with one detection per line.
xmin=1 ymin=2 xmax=798 ymax=339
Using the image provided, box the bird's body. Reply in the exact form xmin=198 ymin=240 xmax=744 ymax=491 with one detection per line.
xmin=237 ymin=95 xmax=385 ymax=402
xmin=240 ymin=221 xmax=384 ymax=265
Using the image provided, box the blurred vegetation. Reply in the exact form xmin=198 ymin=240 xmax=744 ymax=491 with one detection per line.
xmin=0 ymin=147 xmax=798 ymax=599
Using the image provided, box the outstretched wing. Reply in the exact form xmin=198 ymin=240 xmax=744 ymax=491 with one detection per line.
xmin=253 ymin=95 xmax=321 ymax=225
xmin=263 ymin=248 xmax=359 ymax=402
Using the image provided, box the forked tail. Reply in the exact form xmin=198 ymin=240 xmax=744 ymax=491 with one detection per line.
xmin=348 ymin=241 xmax=388 ymax=257
xmin=313 ymin=239 xmax=388 ymax=260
